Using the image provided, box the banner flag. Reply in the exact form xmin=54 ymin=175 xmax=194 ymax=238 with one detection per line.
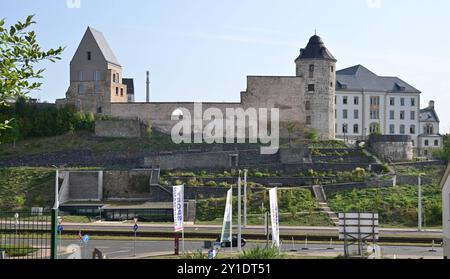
xmin=269 ymin=187 xmax=280 ymax=247
xmin=173 ymin=185 xmax=184 ymax=232
xmin=220 ymin=189 xmax=233 ymax=243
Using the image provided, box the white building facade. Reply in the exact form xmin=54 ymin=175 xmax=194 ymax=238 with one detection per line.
xmin=335 ymin=65 xmax=441 ymax=157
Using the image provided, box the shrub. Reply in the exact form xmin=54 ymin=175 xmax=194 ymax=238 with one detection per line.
xmin=181 ymin=250 xmax=208 ymax=260
xmin=174 ymin=180 xmax=183 ymax=186
xmin=187 ymin=178 xmax=200 ymax=186
xmin=205 ymin=181 xmax=217 ymax=187
xmin=254 ymin=172 xmax=264 ymax=178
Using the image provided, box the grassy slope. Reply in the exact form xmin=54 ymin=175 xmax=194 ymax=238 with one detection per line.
xmin=0 ymin=167 xmax=55 ymax=211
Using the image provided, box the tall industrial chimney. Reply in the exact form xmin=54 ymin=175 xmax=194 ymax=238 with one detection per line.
xmin=146 ymin=71 xmax=150 ymax=103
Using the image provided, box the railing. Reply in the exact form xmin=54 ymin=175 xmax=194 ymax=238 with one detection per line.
xmin=0 ymin=211 xmax=52 ymax=259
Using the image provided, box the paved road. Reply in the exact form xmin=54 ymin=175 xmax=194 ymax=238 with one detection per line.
xmin=58 ymin=239 xmax=443 ymax=259
xmin=57 ymin=223 xmax=442 ymax=238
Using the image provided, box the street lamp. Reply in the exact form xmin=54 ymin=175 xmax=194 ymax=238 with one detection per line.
xmin=52 ymin=165 xmax=59 ymax=209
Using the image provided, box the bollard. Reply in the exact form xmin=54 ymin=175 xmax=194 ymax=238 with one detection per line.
xmin=290 ymin=237 xmax=297 ymax=252
xmin=0 ymin=250 xmax=6 ymax=259
xmin=302 ymin=236 xmax=309 ymax=251
xmin=429 ymin=240 xmax=437 ymax=252
xmin=327 ymin=238 xmax=335 ymax=250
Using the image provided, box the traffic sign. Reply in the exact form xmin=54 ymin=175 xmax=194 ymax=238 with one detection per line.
xmin=82 ymin=235 xmax=90 ymax=243
xmin=133 ymin=224 xmax=139 ymax=232
xmin=57 ymin=225 xmax=64 ymax=232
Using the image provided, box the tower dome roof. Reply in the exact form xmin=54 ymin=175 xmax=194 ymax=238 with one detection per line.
xmin=296 ymin=34 xmax=336 ymax=62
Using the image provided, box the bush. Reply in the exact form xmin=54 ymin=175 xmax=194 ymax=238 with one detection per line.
xmin=205 ymin=181 xmax=217 ymax=187
xmin=181 ymin=250 xmax=208 ymax=260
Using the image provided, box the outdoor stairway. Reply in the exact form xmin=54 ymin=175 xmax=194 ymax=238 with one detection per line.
xmin=312 ymin=185 xmax=339 ymax=226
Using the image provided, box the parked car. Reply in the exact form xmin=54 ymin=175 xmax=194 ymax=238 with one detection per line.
xmin=216 ymin=235 xmax=246 ymax=248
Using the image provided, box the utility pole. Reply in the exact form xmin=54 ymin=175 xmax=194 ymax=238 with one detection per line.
xmin=146 ymin=71 xmax=150 ymax=103
xmin=418 ymin=175 xmax=422 ymax=232
xmin=244 ymin=169 xmax=248 ymax=228
xmin=237 ymin=170 xmax=242 ymax=252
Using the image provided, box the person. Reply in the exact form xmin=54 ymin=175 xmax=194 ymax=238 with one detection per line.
xmin=77 ymin=230 xmax=82 ymax=245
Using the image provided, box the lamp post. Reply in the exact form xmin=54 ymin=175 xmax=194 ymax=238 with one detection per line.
xmin=244 ymin=169 xmax=248 ymax=228
xmin=51 ymin=165 xmax=60 ymax=259
xmin=418 ymin=174 xmax=423 ymax=232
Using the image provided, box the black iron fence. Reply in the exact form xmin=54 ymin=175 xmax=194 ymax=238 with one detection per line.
xmin=0 ymin=211 xmax=53 ymax=259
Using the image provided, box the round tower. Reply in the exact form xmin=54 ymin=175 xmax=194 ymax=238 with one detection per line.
xmin=295 ymin=35 xmax=337 ymax=140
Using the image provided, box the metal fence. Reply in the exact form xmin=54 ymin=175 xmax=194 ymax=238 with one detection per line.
xmin=0 ymin=211 xmax=52 ymax=259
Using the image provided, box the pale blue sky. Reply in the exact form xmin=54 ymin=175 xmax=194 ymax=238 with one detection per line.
xmin=3 ymin=0 xmax=450 ymax=132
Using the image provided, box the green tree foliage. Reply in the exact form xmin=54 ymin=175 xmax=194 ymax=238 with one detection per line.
xmin=0 ymin=97 xmax=95 ymax=143
xmin=304 ymin=127 xmax=319 ymax=143
xmin=433 ymin=134 xmax=450 ymax=163
xmin=0 ymin=15 xmax=64 ymax=134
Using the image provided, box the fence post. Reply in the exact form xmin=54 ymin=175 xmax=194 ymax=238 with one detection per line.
xmin=50 ymin=208 xmax=58 ymax=259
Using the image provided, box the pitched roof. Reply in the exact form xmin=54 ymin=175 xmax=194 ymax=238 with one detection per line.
xmin=87 ymin=27 xmax=121 ymax=66
xmin=336 ymin=65 xmax=421 ymax=93
xmin=295 ymin=35 xmax=336 ymax=62
xmin=420 ymin=107 xmax=440 ymax=123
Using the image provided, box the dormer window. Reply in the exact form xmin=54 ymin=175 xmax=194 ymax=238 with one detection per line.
xmin=87 ymin=52 xmax=92 ymax=60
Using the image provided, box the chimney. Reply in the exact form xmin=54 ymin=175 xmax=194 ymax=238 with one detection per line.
xmin=429 ymin=100 xmax=435 ymax=109
xmin=146 ymin=71 xmax=150 ymax=103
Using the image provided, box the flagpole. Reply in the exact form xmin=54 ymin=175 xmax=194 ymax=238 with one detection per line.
xmin=182 ymin=184 xmax=185 ymax=254
xmin=230 ymin=184 xmax=233 ymax=252
xmin=244 ymin=169 xmax=248 ymax=228
xmin=238 ymin=170 xmax=242 ymax=252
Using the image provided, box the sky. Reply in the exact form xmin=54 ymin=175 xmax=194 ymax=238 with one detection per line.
xmin=3 ymin=0 xmax=450 ymax=132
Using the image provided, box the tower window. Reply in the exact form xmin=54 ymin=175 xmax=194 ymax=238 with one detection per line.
xmin=120 ymin=88 xmax=124 ymax=97
xmin=331 ymin=66 xmax=334 ymax=73
xmin=116 ymin=87 xmax=119 ymax=96
xmin=97 ymin=107 xmax=102 ymax=114
xmin=78 ymin=71 xmax=83 ymax=81
xmin=305 ymin=101 xmax=311 ymax=111
xmin=309 ymin=64 xmax=314 ymax=78
xmin=306 ymin=116 xmax=312 ymax=125
xmin=308 ymin=84 xmax=315 ymax=92
xmin=87 ymin=52 xmax=92 ymax=60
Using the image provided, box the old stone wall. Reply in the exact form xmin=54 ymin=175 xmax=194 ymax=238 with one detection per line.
xmin=369 ymin=135 xmax=414 ymax=162
xmin=144 ymin=151 xmax=238 ymax=169
xmin=95 ymin=118 xmax=146 ymax=138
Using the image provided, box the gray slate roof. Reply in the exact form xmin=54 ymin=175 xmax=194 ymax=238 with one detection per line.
xmin=296 ymin=35 xmax=336 ymax=62
xmin=420 ymin=107 xmax=440 ymax=123
xmin=336 ymin=65 xmax=421 ymax=93
xmin=88 ymin=27 xmax=121 ymax=66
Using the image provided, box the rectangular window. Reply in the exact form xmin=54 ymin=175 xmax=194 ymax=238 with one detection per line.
xmin=400 ymin=111 xmax=405 ymax=120
xmin=94 ymin=71 xmax=101 ymax=81
xmin=411 ymin=98 xmax=416 ymax=106
xmin=410 ymin=111 xmax=416 ymax=120
xmin=342 ymin=124 xmax=348 ymax=134
xmin=354 ymin=97 xmax=359 ymax=105
xmin=370 ymin=96 xmax=380 ymax=106
xmin=331 ymin=66 xmax=334 ymax=73
xmin=309 ymin=64 xmax=314 ymax=78
xmin=305 ymin=101 xmax=311 ymax=111
xmin=343 ymin=109 xmax=348 ymax=119
xmin=390 ymin=125 xmax=395 ymax=134
xmin=343 ymin=96 xmax=348 ymax=105
xmin=425 ymin=140 xmax=429 ymax=146
xmin=401 ymin=98 xmax=405 ymax=106
xmin=354 ymin=110 xmax=359 ymax=119
xmin=400 ymin=125 xmax=405 ymax=134
xmin=116 ymin=87 xmax=119 ymax=96
xmin=435 ymin=140 xmax=439 ymax=146
xmin=306 ymin=116 xmax=312 ymax=125
xmin=78 ymin=71 xmax=83 ymax=81
xmin=370 ymin=110 xmax=380 ymax=120
xmin=308 ymin=84 xmax=315 ymax=92
xmin=78 ymin=84 xmax=84 ymax=94
xmin=390 ymin=110 xmax=395 ymax=120
xmin=390 ymin=97 xmax=395 ymax=106
xmin=353 ymin=124 xmax=359 ymax=134
xmin=410 ymin=125 xmax=416 ymax=134
xmin=87 ymin=51 xmax=92 ymax=60
xmin=120 ymin=88 xmax=124 ymax=97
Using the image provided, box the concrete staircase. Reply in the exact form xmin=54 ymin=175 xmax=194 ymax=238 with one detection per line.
xmin=312 ymin=185 xmax=339 ymax=226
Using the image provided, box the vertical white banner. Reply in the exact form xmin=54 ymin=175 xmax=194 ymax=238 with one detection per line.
xmin=269 ymin=187 xmax=280 ymax=247
xmin=173 ymin=185 xmax=184 ymax=232
xmin=220 ymin=189 xmax=233 ymax=243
